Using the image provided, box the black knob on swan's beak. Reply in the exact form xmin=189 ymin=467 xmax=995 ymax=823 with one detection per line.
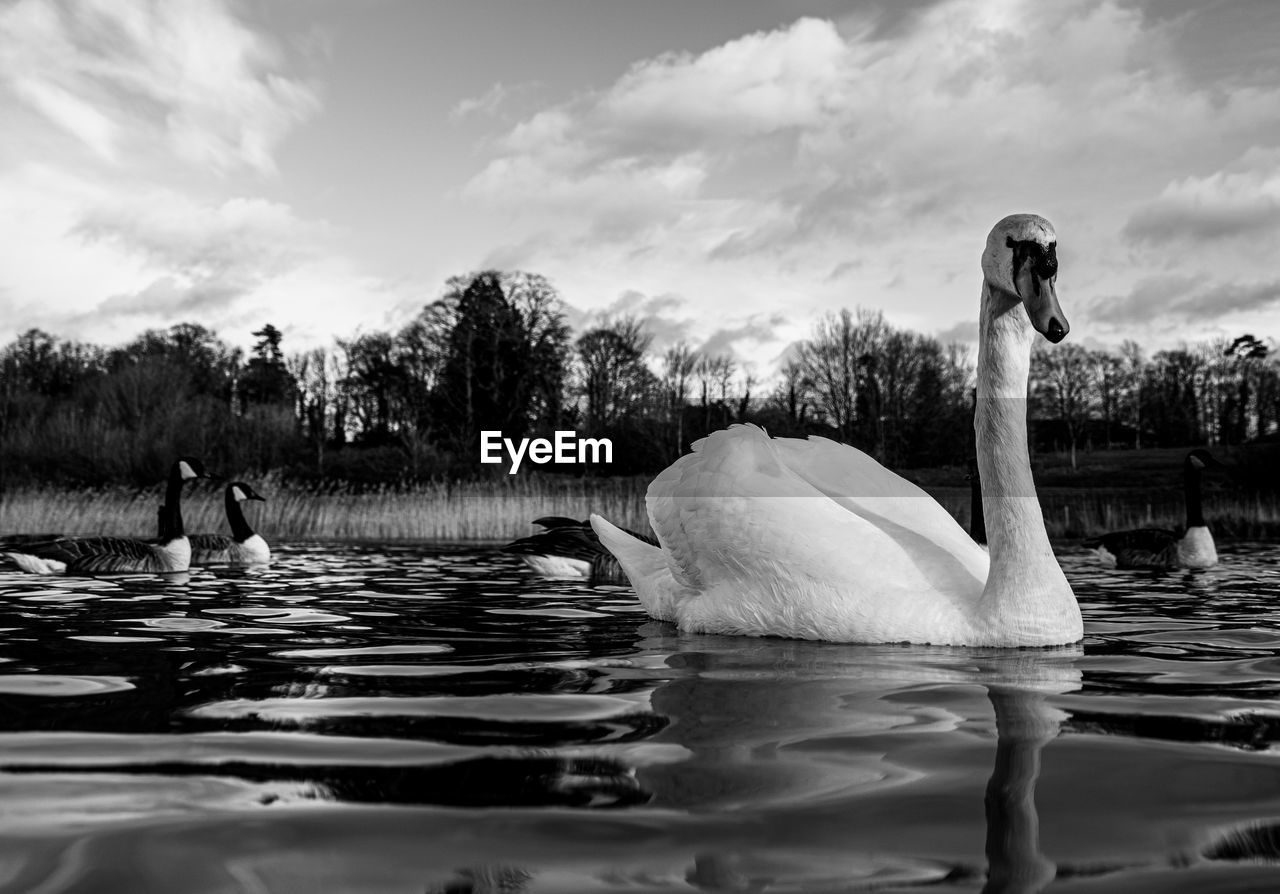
xmin=1045 ymin=317 xmax=1069 ymax=344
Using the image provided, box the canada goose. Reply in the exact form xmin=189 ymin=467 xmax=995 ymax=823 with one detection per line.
xmin=188 ymin=481 xmax=270 ymax=566
xmin=1 ymin=457 xmax=212 ymax=575
xmin=590 ymin=214 xmax=1081 ymax=646
xmin=502 ymin=516 xmax=654 ymax=584
xmin=1082 ymin=449 xmax=1223 ymax=569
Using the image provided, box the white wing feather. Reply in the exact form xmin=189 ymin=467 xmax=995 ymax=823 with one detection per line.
xmin=596 ymin=425 xmax=991 ymax=643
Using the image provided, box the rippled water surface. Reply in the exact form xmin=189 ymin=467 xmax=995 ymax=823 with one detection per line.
xmin=3 ymin=543 xmax=1280 ymax=892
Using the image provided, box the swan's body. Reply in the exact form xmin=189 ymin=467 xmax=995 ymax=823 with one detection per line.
xmin=503 ymin=516 xmax=653 ymax=583
xmin=1083 ymin=450 xmax=1220 ymax=569
xmin=188 ymin=482 xmax=270 ymax=566
xmin=1 ymin=458 xmax=211 ymax=575
xmin=592 ymin=214 xmax=1082 ymax=647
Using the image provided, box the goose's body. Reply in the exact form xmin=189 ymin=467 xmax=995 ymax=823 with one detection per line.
xmin=1 ymin=458 xmax=211 ymax=575
xmin=592 ymin=214 xmax=1082 ymax=647
xmin=190 ymin=532 xmax=270 ymax=566
xmin=188 ymin=482 xmax=270 ymax=566
xmin=503 ymin=516 xmax=653 ymax=583
xmin=1083 ymin=450 xmax=1220 ymax=569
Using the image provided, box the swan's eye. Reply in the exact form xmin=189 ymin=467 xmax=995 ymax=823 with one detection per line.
xmin=1034 ymin=242 xmax=1058 ymax=279
xmin=1005 ymin=237 xmax=1058 ymax=283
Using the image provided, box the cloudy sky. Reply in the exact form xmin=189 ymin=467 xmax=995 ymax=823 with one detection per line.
xmin=2 ymin=0 xmax=1278 ymax=376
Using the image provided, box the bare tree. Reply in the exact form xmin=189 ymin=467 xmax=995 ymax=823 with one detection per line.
xmin=1119 ymin=340 xmax=1145 ymax=448
xmin=662 ymin=341 xmax=698 ymax=454
xmin=576 ymin=317 xmax=656 ymax=430
xmin=1030 ymin=341 xmax=1095 ymax=469
xmin=796 ymin=308 xmax=887 ymax=446
xmin=1091 ymin=349 xmax=1124 ymax=448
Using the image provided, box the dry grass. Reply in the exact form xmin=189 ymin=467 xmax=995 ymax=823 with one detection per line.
xmin=932 ymin=486 xmax=1280 ymax=540
xmin=4 ymin=473 xmax=1278 ymax=545
xmin=0 ymin=475 xmax=651 ymax=543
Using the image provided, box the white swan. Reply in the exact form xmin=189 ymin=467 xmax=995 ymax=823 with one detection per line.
xmin=591 ymin=214 xmax=1083 ymax=647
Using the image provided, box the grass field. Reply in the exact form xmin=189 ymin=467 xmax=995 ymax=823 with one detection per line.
xmin=0 ymin=474 xmax=651 ymax=543
xmin=2 ymin=447 xmax=1277 ymax=543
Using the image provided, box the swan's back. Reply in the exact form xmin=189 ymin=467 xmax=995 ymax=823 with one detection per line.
xmin=608 ymin=425 xmax=989 ymax=643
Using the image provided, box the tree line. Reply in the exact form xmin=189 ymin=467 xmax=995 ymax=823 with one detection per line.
xmin=2 ymin=269 xmax=1276 ymax=487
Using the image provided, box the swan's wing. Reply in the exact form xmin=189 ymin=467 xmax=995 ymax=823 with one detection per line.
xmin=770 ymin=434 xmax=990 ymax=587
xmin=647 ymin=425 xmax=987 ymax=598
xmin=591 ymin=514 xmax=681 ymax=619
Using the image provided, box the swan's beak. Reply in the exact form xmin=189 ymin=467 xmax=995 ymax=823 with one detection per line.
xmin=1017 ymin=268 xmax=1069 ymax=344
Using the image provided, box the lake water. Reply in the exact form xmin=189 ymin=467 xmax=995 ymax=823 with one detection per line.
xmin=2 ymin=542 xmax=1280 ymax=893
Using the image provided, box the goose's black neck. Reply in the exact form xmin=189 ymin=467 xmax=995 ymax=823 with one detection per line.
xmin=969 ymin=463 xmax=987 ymax=545
xmin=226 ymin=489 xmax=256 ymax=542
xmin=160 ymin=466 xmax=187 ymax=542
xmin=1184 ymin=464 xmax=1206 ymax=528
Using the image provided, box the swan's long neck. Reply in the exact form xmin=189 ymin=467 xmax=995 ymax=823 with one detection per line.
xmin=975 ymin=281 xmax=1077 ymax=642
xmin=983 ymin=687 xmax=1059 ymax=893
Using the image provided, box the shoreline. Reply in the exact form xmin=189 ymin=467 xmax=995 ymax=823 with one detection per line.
xmin=4 ymin=479 xmax=1277 ymax=543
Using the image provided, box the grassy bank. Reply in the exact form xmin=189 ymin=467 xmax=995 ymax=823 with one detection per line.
xmin=0 ymin=475 xmax=651 ymax=543
xmin=3 ymin=447 xmax=1278 ymax=543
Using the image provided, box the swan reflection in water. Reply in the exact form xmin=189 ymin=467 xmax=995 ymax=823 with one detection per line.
xmin=646 ymin=630 xmax=1079 ymax=893
xmin=427 ymin=626 xmax=1084 ymax=894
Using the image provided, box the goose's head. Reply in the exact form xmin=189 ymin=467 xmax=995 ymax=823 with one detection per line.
xmin=1185 ymin=449 xmax=1223 ymax=472
xmin=228 ymin=481 xmax=267 ymax=503
xmin=175 ymin=456 xmax=213 ymax=481
xmin=982 ymin=214 xmax=1068 ymax=344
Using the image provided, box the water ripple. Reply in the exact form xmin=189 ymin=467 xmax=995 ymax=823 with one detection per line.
xmin=0 ymin=540 xmax=1279 ymax=892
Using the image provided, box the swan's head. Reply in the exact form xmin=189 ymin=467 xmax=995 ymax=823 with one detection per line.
xmin=982 ymin=214 xmax=1068 ymax=344
xmin=228 ymin=481 xmax=267 ymax=503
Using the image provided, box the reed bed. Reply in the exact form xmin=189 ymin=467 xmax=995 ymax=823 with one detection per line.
xmin=0 ymin=475 xmax=651 ymax=543
xmin=934 ymin=486 xmax=1280 ymax=541
xmin=3 ymin=477 xmax=1277 ymax=543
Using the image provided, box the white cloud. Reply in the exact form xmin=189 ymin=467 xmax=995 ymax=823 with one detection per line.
xmin=1124 ymin=148 xmax=1280 ymax=243
xmin=452 ymin=82 xmax=511 ymax=119
xmin=0 ymin=165 xmax=411 ymax=350
xmin=74 ymin=191 xmax=333 ymax=284
xmin=0 ymin=0 xmax=319 ymax=175
xmin=602 ymin=17 xmax=849 ymax=140
xmin=1089 ymin=273 xmax=1280 ymax=328
xmin=9 ymin=76 xmax=118 ymax=161
xmin=459 ymin=0 xmax=1280 ymax=365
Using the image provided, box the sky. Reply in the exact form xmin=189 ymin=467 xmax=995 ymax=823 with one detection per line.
xmin=2 ymin=0 xmax=1278 ymax=380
